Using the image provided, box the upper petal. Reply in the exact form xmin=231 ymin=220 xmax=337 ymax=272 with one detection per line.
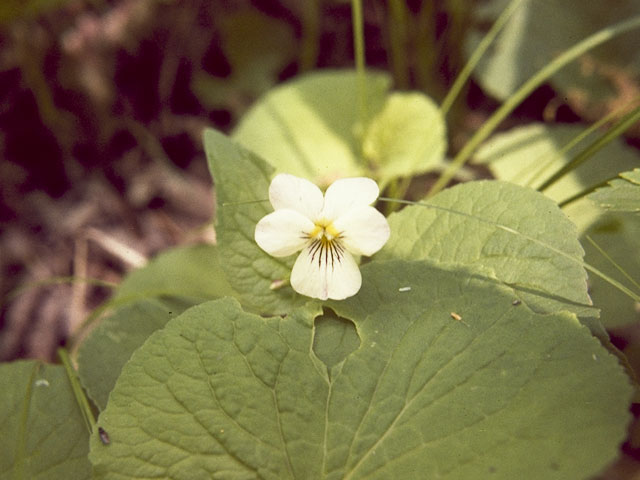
xmin=269 ymin=173 xmax=324 ymax=219
xmin=333 ymin=205 xmax=390 ymax=256
xmin=255 ymin=209 xmax=314 ymax=257
xmin=290 ymin=244 xmax=362 ymax=300
xmin=321 ymin=177 xmax=380 ymax=220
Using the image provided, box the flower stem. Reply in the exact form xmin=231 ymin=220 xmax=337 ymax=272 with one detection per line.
xmin=428 ymin=14 xmax=640 ymax=197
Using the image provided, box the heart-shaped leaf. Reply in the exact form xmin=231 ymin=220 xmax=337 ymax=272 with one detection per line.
xmin=204 ymin=127 xmax=305 ymax=315
xmin=90 ymin=261 xmax=631 ymax=479
xmin=378 ymin=180 xmax=599 ymax=330
xmin=231 ymin=69 xmax=392 ymax=187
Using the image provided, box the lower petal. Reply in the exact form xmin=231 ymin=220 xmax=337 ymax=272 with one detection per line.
xmin=290 ymin=246 xmax=362 ymax=300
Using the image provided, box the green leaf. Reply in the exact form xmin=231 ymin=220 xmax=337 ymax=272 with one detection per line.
xmin=589 ymin=168 xmax=640 ymax=212
xmin=472 ymin=123 xmax=640 ymax=230
xmin=77 ymin=244 xmax=238 ymax=409
xmin=582 ymin=213 xmax=640 ymax=327
xmin=204 ymin=127 xmax=306 ymax=315
xmin=0 ymin=360 xmax=91 ymax=480
xmin=468 ymin=0 xmax=640 ymax=117
xmin=232 ymin=70 xmax=392 ymax=188
xmin=362 ymin=92 xmax=446 ymax=187
xmin=77 ymin=298 xmax=189 ymax=411
xmin=472 ymin=125 xmax=640 ymax=327
xmin=377 ymin=180 xmax=598 ymax=326
xmin=113 ymin=244 xmax=237 ymax=304
xmin=312 ymin=308 xmax=361 ymax=375
xmin=90 ymin=262 xmax=631 ymax=479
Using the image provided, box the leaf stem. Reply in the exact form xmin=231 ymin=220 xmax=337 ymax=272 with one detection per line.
xmin=538 ymin=104 xmax=640 ymax=192
xmin=428 ymin=14 xmax=640 ymax=197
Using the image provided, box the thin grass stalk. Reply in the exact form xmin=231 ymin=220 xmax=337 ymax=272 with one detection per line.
xmin=58 ymin=348 xmax=96 ymax=433
xmin=387 ymin=0 xmax=410 ymax=88
xmin=351 ymin=0 xmax=368 ymax=142
xmin=440 ymin=0 xmax=524 ymax=117
xmin=428 ymin=14 xmax=640 ymax=197
xmin=538 ymin=104 xmax=640 ymax=192
xmin=524 ymin=98 xmax=640 ymax=188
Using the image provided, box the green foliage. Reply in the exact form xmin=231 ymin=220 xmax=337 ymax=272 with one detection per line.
xmin=204 ymin=127 xmax=306 ymax=315
xmin=378 ymin=181 xmax=598 ymax=326
xmin=232 ymin=70 xmax=391 ymax=187
xmin=362 ymin=92 xmax=446 ymax=185
xmin=582 ymin=214 xmax=640 ymax=327
xmin=77 ymin=299 xmax=189 ymax=411
xmin=589 ymin=168 xmax=640 ymax=212
xmin=468 ymin=0 xmax=640 ymax=114
xmin=113 ymin=244 xmax=237 ymax=304
xmin=5 ymin=1 xmax=640 ymax=473
xmin=0 ymin=361 xmax=91 ymax=480
xmin=312 ymin=308 xmax=360 ymax=374
xmin=231 ymin=70 xmax=447 ymax=189
xmin=77 ymin=244 xmax=238 ymax=409
xmin=90 ymin=265 xmax=632 ymax=479
xmin=473 ymin=125 xmax=640 ymax=326
xmin=473 ymin=123 xmax=639 ymax=225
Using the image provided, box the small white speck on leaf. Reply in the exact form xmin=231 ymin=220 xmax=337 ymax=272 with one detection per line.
xmin=398 ymin=286 xmax=411 ymax=292
xmin=35 ymin=379 xmax=49 ymax=387
xmin=450 ymin=312 xmax=470 ymax=327
xmin=269 ymin=279 xmax=287 ymax=290
xmin=592 ymin=354 xmax=598 ymax=361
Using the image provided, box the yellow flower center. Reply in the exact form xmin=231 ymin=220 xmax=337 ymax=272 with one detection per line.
xmin=310 ymin=220 xmax=340 ymax=241
xmin=307 ymin=220 xmax=344 ymax=268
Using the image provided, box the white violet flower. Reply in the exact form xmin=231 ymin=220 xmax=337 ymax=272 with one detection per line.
xmin=254 ymin=173 xmax=390 ymax=300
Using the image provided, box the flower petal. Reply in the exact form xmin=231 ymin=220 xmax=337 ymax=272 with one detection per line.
xmin=333 ymin=206 xmax=390 ymax=256
xmin=321 ymin=177 xmax=379 ymax=220
xmin=290 ymin=245 xmax=362 ymax=300
xmin=269 ymin=173 xmax=323 ymax=219
xmin=255 ymin=209 xmax=314 ymax=257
